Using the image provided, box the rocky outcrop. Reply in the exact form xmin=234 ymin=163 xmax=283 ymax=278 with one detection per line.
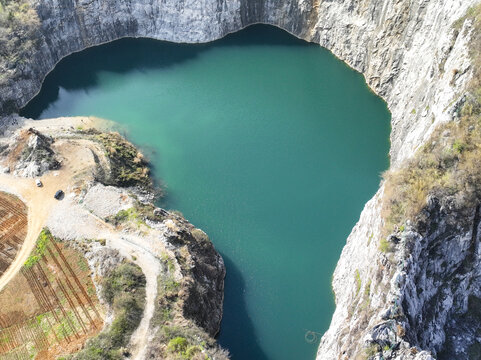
xmin=0 ymin=0 xmax=477 ymax=166
xmin=1 ymin=1 xmax=481 ymax=359
xmin=0 ymin=127 xmax=60 ymax=177
xmin=0 ymin=119 xmax=227 ymax=359
xmin=318 ymin=186 xmax=481 ymax=360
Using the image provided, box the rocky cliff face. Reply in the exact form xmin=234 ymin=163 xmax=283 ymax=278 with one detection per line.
xmin=0 ymin=0 xmax=477 ymax=165
xmin=1 ymin=0 xmax=481 ymax=359
xmin=318 ymin=189 xmax=481 ymax=360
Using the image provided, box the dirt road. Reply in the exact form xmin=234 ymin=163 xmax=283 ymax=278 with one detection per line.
xmin=0 ymin=117 xmax=100 ymax=292
xmin=0 ymin=117 xmax=163 ymax=359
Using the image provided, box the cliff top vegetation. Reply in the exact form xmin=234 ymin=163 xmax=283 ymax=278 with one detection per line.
xmin=0 ymin=0 xmax=40 ymax=85
xmin=381 ymin=4 xmax=481 ymax=237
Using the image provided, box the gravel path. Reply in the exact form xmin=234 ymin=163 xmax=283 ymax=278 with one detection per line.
xmin=48 ymin=196 xmax=165 ymax=360
xmin=0 ymin=117 xmax=164 ymax=360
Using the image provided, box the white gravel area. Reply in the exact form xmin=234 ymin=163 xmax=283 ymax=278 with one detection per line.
xmin=47 ymin=190 xmax=167 ymax=360
xmin=83 ymin=183 xmax=133 ymax=219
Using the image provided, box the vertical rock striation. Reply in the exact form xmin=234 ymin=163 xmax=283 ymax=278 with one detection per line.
xmin=1 ymin=0 xmax=481 ymax=359
xmin=0 ymin=0 xmax=477 ymax=165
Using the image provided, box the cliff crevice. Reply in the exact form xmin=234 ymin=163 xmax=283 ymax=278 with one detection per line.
xmin=2 ymin=1 xmax=481 ymax=359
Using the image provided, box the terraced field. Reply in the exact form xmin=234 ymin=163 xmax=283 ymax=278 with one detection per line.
xmin=0 ymin=231 xmax=102 ymax=359
xmin=0 ymin=192 xmax=27 ymax=276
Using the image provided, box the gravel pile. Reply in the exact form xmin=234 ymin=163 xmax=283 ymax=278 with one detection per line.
xmin=83 ymin=183 xmax=133 ymax=219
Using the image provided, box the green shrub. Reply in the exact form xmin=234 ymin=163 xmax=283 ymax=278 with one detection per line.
xmin=166 ymin=336 xmax=206 ymax=359
xmin=24 ymin=228 xmax=52 ymax=269
xmin=167 ymin=337 xmax=188 ymax=353
xmin=379 ymin=238 xmax=391 ymax=253
xmin=72 ymin=262 xmax=146 ymax=360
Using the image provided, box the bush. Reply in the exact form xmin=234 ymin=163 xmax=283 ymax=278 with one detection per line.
xmin=96 ymin=133 xmax=151 ymax=188
xmin=166 ymin=336 xmax=206 ymax=359
xmin=167 ymin=337 xmax=188 ymax=353
xmin=381 ymin=4 xmax=481 ymax=239
xmin=72 ymin=262 xmax=146 ymax=360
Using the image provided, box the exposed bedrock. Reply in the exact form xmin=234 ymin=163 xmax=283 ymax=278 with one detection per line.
xmin=1 ymin=1 xmax=481 ymax=359
xmin=0 ymin=0 xmax=476 ymax=165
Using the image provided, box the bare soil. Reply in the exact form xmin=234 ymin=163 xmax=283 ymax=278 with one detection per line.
xmin=0 ymin=192 xmax=27 ymax=276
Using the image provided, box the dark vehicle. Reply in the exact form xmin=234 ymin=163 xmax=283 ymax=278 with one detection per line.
xmin=54 ymin=190 xmax=64 ymax=200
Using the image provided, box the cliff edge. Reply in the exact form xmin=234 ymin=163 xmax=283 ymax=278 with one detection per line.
xmin=2 ymin=0 xmax=481 ymax=359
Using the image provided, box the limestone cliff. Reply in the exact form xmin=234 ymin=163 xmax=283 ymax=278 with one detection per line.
xmin=1 ymin=0 xmax=481 ymax=359
xmin=0 ymin=117 xmax=228 ymax=359
xmin=0 ymin=0 xmax=477 ymax=166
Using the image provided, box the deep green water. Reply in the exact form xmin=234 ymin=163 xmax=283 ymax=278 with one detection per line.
xmin=22 ymin=25 xmax=390 ymax=360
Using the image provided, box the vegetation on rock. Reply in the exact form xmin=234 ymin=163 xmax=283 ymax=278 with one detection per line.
xmin=0 ymin=0 xmax=40 ymax=59
xmin=0 ymin=0 xmax=40 ymax=104
xmin=106 ymin=201 xmax=165 ymax=227
xmin=96 ymin=132 xmax=152 ymax=189
xmin=145 ymin=217 xmax=229 ymax=360
xmin=72 ymin=262 xmax=146 ymax=360
xmin=381 ymin=4 xmax=481 ymax=237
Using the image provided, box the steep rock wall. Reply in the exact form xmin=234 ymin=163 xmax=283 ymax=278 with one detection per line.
xmin=1 ymin=1 xmax=481 ymax=359
xmin=0 ymin=0 xmax=476 ymax=165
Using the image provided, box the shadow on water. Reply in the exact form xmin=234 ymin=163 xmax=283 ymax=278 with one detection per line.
xmin=17 ymin=23 xmax=392 ymax=360
xmin=217 ymin=255 xmax=269 ymax=360
xmin=20 ymin=24 xmax=306 ymax=359
xmin=21 ymin=24 xmax=310 ymax=119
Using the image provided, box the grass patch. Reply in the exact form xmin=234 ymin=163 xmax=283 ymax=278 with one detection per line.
xmin=364 ymin=279 xmax=372 ymax=297
xmin=363 ymin=344 xmax=380 ymax=359
xmin=24 ymin=228 xmax=51 ymax=269
xmin=72 ymin=262 xmax=146 ymax=360
xmin=106 ymin=207 xmax=145 ymax=227
xmin=453 ymin=5 xmax=481 ymax=30
xmin=379 ymin=238 xmax=392 ymax=253
xmin=355 ymin=270 xmax=362 ymax=296
xmin=96 ymin=132 xmax=151 ymax=188
xmin=106 ymin=201 xmax=166 ymax=227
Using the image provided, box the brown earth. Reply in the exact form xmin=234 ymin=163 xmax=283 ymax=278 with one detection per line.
xmin=0 ymin=236 xmax=103 ymax=358
xmin=0 ymin=192 xmax=27 ymax=276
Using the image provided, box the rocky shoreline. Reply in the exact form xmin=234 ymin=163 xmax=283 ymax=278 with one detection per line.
xmin=0 ymin=116 xmax=227 ymax=359
xmin=2 ymin=1 xmax=481 ymax=359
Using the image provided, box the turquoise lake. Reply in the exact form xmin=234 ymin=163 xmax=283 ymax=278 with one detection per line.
xmin=22 ymin=25 xmax=391 ymax=360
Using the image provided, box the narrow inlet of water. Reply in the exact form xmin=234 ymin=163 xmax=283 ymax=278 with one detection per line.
xmin=22 ymin=24 xmax=391 ymax=360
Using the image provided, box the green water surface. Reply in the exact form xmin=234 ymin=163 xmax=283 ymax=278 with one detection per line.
xmin=22 ymin=25 xmax=390 ymax=360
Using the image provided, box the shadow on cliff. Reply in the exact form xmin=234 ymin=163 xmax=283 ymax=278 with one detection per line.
xmin=217 ymin=254 xmax=269 ymax=360
xmin=21 ymin=24 xmax=311 ymax=119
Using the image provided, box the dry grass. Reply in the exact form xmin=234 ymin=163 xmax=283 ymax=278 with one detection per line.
xmin=96 ymin=132 xmax=152 ymax=189
xmin=381 ymin=4 xmax=481 ymax=236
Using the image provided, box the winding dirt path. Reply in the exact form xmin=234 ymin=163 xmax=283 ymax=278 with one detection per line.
xmin=108 ymin=232 xmax=160 ymax=360
xmin=0 ymin=118 xmax=162 ymax=359
xmin=0 ymin=170 xmax=72 ymax=292
xmin=48 ymin=199 xmax=163 ymax=360
xmin=0 ymin=117 xmax=99 ymax=292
